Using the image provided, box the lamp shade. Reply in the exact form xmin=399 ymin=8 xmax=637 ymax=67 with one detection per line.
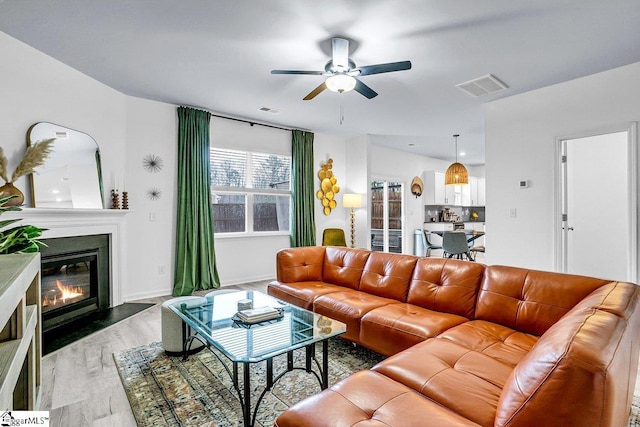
xmin=342 ymin=193 xmax=363 ymax=208
xmin=326 ymin=74 xmax=357 ymax=93
xmin=445 ymin=133 xmax=468 ymax=185
xmin=445 ymin=162 xmax=469 ymax=185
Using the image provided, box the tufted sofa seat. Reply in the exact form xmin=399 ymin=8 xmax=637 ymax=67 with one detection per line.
xmin=268 ymin=246 xmax=640 ymax=427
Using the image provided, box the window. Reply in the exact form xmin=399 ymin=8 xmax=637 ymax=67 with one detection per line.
xmin=210 ymin=148 xmax=291 ymax=234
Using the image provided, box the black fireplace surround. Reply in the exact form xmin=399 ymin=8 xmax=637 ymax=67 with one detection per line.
xmin=40 ymin=234 xmax=110 ymax=332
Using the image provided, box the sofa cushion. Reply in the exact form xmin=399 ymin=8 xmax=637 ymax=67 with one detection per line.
xmin=322 ymin=247 xmax=371 ymax=290
xmin=276 ymin=246 xmax=326 ymax=283
xmin=372 ymin=338 xmax=512 ymax=427
xmin=274 ymin=370 xmax=483 ymax=427
xmin=475 ymin=266 xmax=609 ymax=336
xmin=495 ymin=281 xmax=640 ymax=427
xmin=437 ymin=320 xmax=538 ymax=367
xmin=360 ymin=303 xmax=468 ymax=356
xmin=313 ymin=290 xmax=395 ymax=342
xmin=359 ymin=252 xmax=418 ymax=301
xmin=266 ymin=281 xmax=346 ymax=310
xmin=407 ymin=258 xmax=485 ymax=318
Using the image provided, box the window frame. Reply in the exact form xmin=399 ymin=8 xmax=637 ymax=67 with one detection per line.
xmin=211 ymin=149 xmax=291 ymax=238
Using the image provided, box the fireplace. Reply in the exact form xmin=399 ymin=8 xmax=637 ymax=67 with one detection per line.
xmin=40 ymin=234 xmax=110 ymax=332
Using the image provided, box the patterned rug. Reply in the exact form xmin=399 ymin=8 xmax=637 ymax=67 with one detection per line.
xmin=113 ymin=337 xmax=385 ymax=426
xmin=114 ymin=338 xmax=640 ymax=427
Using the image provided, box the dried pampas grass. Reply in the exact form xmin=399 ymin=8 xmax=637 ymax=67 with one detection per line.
xmin=9 ymin=139 xmax=55 ymax=183
xmin=0 ymin=146 xmax=8 ymax=183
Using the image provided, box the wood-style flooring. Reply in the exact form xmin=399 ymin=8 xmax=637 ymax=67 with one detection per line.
xmin=40 ymin=281 xmax=269 ymax=427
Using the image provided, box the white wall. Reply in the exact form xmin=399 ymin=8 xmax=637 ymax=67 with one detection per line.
xmin=124 ymin=96 xmax=177 ymax=299
xmin=485 ymin=61 xmax=640 ymax=278
xmin=344 ymin=135 xmax=369 ymax=249
xmin=0 ymin=31 xmax=127 ymax=206
xmin=314 ymin=133 xmax=348 ymax=245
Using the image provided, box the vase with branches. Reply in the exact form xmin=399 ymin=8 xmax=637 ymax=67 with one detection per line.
xmin=0 ymin=139 xmax=55 ymax=206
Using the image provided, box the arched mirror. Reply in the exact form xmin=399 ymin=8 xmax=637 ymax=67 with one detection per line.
xmin=28 ymin=122 xmax=104 ymax=209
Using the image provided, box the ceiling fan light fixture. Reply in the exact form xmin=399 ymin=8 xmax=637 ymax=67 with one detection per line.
xmin=445 ymin=134 xmax=469 ymax=185
xmin=325 ymin=74 xmax=356 ymax=93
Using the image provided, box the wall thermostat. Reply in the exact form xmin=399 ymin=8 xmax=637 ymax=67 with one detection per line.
xmin=519 ymin=180 xmax=529 ymax=189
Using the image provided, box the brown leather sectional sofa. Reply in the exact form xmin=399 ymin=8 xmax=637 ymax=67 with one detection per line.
xmin=268 ymin=246 xmax=640 ymax=427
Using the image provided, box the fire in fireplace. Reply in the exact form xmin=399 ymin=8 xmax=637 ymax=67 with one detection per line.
xmin=40 ymin=235 xmax=109 ymax=332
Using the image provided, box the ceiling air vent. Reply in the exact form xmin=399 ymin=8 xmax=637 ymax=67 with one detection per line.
xmin=456 ymin=74 xmax=508 ymax=97
xmin=258 ymin=107 xmax=280 ymax=114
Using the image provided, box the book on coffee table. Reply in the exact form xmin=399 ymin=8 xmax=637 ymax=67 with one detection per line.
xmin=235 ymin=306 xmax=283 ymax=323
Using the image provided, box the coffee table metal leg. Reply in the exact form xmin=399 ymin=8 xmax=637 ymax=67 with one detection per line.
xmin=306 ymin=344 xmax=313 ymax=372
xmin=243 ymin=362 xmax=251 ymax=427
xmin=233 ymin=362 xmax=239 ymax=388
xmin=266 ymin=358 xmax=274 ymax=389
xmin=322 ymin=339 xmax=329 ymax=389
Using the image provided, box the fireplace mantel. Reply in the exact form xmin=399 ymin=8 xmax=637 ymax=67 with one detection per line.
xmin=3 ymin=208 xmax=130 ymax=306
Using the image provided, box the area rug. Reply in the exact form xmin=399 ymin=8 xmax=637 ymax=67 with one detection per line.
xmin=113 ymin=337 xmax=385 ymax=427
xmin=115 ymin=338 xmax=640 ymax=427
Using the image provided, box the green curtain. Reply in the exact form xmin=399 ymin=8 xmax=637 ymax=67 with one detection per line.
xmin=173 ymin=106 xmax=220 ymax=296
xmin=290 ymin=130 xmax=316 ymax=247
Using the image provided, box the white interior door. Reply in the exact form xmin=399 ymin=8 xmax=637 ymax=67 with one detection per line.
xmin=561 ymin=129 xmax=635 ymax=281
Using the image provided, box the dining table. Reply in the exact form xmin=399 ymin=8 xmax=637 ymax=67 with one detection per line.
xmin=430 ymin=229 xmax=485 ymax=244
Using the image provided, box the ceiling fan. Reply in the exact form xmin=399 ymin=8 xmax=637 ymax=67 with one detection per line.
xmin=271 ymin=37 xmax=412 ymax=100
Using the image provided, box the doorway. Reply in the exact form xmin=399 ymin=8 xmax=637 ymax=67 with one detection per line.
xmin=557 ymin=124 xmax=637 ymax=282
xmin=370 ymin=180 xmax=404 ymax=253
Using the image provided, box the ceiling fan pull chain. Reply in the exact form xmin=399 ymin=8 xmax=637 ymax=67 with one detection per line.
xmin=339 ymin=95 xmax=345 ymax=125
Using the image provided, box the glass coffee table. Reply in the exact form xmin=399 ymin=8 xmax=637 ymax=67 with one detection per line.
xmin=168 ymin=290 xmax=346 ymax=427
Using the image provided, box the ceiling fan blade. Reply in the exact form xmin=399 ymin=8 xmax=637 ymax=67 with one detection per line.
xmin=354 ymin=79 xmax=378 ymax=99
xmin=355 ymin=60 xmax=412 ymax=76
xmin=332 ymin=38 xmax=349 ymax=70
xmin=303 ymin=82 xmax=327 ymax=100
xmin=271 ymin=70 xmax=324 ymax=75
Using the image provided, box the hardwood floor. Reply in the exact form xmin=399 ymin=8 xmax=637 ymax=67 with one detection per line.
xmin=40 ymin=281 xmax=269 ymax=427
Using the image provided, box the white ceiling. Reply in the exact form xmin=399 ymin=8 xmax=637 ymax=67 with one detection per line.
xmin=1 ymin=0 xmax=640 ymax=166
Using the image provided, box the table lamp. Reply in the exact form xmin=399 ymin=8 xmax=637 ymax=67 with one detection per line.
xmin=342 ymin=193 xmax=363 ymax=248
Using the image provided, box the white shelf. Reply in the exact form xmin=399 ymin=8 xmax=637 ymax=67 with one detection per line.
xmin=0 ymin=254 xmax=41 ymax=410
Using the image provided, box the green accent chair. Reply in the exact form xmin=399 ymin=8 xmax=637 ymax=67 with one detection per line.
xmin=322 ymin=228 xmax=347 ymax=246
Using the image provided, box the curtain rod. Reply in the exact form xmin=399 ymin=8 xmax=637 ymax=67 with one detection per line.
xmin=181 ymin=104 xmax=312 ymax=133
xmin=181 ymin=104 xmax=312 ymax=132
xmin=209 ymin=112 xmax=294 ymax=132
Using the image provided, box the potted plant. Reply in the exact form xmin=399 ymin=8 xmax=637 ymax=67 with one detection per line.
xmin=0 ymin=195 xmax=46 ymax=254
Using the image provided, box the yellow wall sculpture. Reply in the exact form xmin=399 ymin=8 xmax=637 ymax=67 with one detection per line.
xmin=316 ymin=158 xmax=340 ymax=215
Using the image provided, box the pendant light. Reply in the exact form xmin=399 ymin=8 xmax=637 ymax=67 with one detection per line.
xmin=445 ymin=134 xmax=468 ymax=185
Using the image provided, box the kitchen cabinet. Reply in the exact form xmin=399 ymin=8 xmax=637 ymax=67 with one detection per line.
xmin=424 ymin=171 xmax=484 ymax=207
xmin=461 ymin=177 xmax=478 ymax=206
xmin=461 ymin=177 xmax=487 ymax=206
xmin=477 ymin=178 xmax=486 ymax=206
xmin=423 ymin=171 xmax=459 ymax=205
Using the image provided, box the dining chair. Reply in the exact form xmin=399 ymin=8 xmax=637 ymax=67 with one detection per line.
xmin=322 ymin=228 xmax=347 ymax=246
xmin=442 ymin=231 xmax=474 ymax=261
xmin=422 ymin=230 xmax=442 ymax=257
